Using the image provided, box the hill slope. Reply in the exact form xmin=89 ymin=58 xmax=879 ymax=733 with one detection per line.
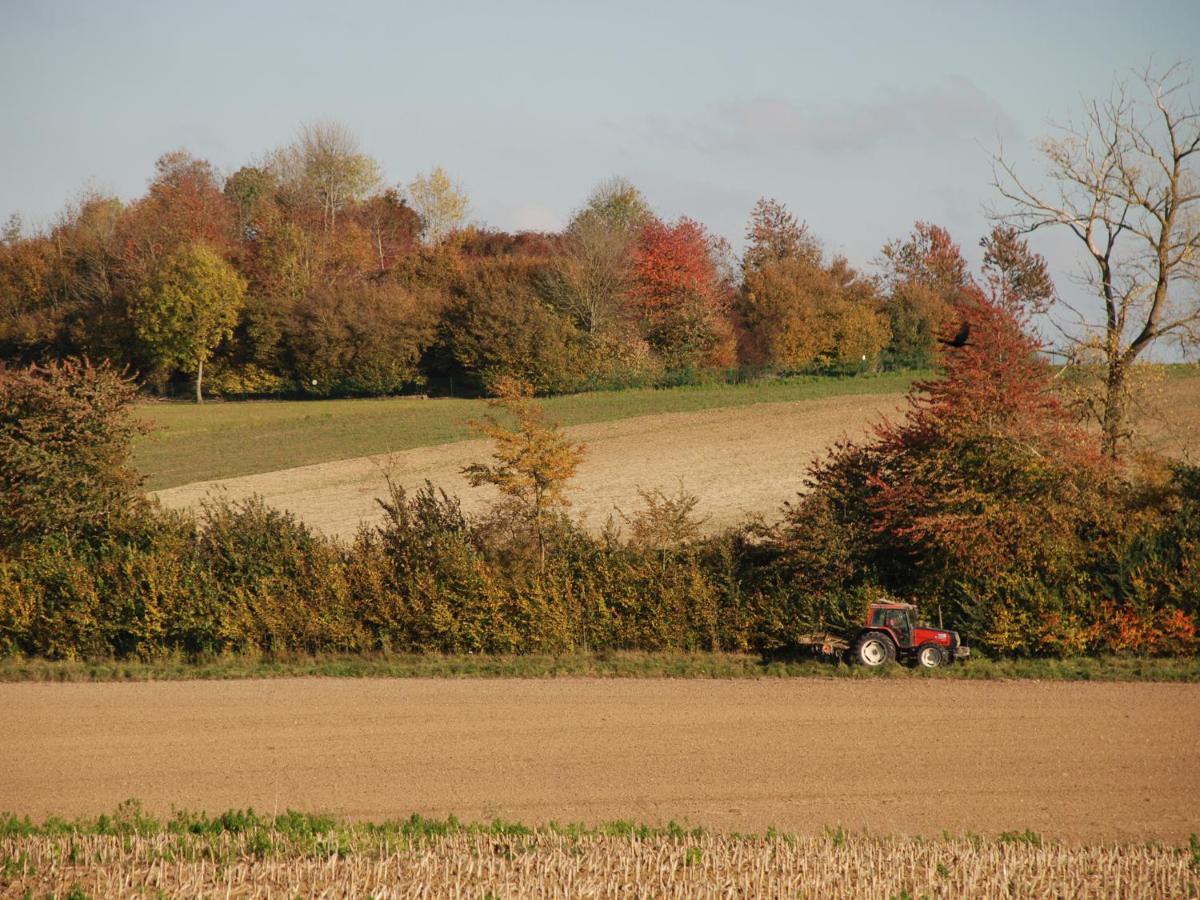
xmin=155 ymin=393 xmax=906 ymax=538
xmin=135 ymin=373 xmax=920 ymax=490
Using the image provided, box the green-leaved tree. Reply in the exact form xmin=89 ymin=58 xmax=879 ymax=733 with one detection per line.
xmin=130 ymin=242 xmax=245 ymax=402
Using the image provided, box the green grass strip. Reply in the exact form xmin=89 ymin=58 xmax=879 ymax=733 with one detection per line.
xmin=2 ymin=651 xmax=1198 ymax=683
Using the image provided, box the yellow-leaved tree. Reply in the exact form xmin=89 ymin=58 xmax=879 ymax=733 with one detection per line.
xmin=130 ymin=242 xmax=245 ymax=402
xmin=462 ymin=377 xmax=585 ymax=572
xmin=407 ymin=166 xmax=470 ymax=246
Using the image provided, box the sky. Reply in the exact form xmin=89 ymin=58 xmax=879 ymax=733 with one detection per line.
xmin=2 ymin=0 xmax=1197 ymax=352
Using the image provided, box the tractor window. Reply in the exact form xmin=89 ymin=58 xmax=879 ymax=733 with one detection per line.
xmin=872 ymin=608 xmax=913 ymax=643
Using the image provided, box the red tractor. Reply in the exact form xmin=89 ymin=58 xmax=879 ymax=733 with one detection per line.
xmin=849 ymin=602 xmax=969 ymax=668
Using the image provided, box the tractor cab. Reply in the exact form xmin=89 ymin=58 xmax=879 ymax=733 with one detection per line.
xmin=868 ymin=603 xmax=916 ymax=648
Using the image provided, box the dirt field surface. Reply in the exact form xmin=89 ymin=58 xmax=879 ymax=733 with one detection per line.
xmin=4 ymin=678 xmax=1197 ymax=841
xmin=153 ymin=394 xmax=904 ymax=539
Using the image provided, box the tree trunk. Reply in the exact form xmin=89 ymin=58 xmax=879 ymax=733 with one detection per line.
xmin=1100 ymin=359 xmax=1126 ymax=459
xmin=195 ymin=358 xmax=204 ymax=404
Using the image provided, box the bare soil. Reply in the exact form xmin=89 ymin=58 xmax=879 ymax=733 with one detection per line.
xmin=3 ymin=678 xmax=1196 ymax=840
xmin=153 ymin=394 xmax=905 ymax=539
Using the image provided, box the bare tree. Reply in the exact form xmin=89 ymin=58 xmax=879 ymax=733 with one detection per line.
xmin=545 ymin=209 xmax=632 ymax=335
xmin=269 ymin=122 xmax=381 ymax=233
xmin=993 ymin=64 xmax=1200 ymax=458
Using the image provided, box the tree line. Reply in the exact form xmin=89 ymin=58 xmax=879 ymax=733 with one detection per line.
xmin=1 ymin=121 xmax=1042 ymax=404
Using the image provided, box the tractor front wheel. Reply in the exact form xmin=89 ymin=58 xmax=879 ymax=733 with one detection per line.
xmin=853 ymin=631 xmax=896 ymax=667
xmin=916 ymin=644 xmax=945 ymax=669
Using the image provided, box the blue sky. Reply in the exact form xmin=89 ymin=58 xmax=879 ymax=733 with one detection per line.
xmin=2 ymin=0 xmax=1196 ymax=296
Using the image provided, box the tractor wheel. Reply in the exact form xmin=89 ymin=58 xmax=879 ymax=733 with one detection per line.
xmin=916 ymin=644 xmax=945 ymax=669
xmin=853 ymin=631 xmax=896 ymax=667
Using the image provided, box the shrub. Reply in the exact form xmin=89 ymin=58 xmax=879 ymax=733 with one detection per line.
xmin=0 ymin=359 xmax=147 ymax=552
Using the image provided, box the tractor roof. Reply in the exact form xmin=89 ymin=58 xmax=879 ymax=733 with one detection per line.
xmin=871 ymin=602 xmax=916 ymax=610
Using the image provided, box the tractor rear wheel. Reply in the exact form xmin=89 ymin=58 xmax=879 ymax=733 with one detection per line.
xmin=853 ymin=631 xmax=896 ymax=667
xmin=916 ymin=644 xmax=945 ymax=669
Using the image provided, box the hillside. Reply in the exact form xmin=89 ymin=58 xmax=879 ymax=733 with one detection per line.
xmin=135 ymin=372 xmax=920 ymax=491
xmin=154 ymin=392 xmax=908 ymax=538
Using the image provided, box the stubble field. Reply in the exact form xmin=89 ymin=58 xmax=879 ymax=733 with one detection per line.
xmin=153 ymin=392 xmax=907 ymax=538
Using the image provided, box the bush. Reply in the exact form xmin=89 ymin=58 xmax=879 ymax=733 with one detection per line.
xmin=0 ymin=359 xmax=147 ymax=551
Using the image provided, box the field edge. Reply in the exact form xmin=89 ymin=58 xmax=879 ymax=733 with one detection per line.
xmin=3 ymin=651 xmax=1198 ymax=683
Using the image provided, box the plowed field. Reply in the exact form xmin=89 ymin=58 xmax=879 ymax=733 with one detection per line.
xmin=4 ymin=678 xmax=1196 ymax=840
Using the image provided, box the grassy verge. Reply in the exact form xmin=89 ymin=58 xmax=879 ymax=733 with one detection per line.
xmin=0 ymin=803 xmax=1193 ymax=898
xmin=134 ymin=371 xmax=920 ymax=490
xmin=3 ymin=651 xmax=1198 ymax=683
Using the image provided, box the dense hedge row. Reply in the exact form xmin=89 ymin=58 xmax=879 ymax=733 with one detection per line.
xmin=0 ymin=470 xmax=1196 ymax=661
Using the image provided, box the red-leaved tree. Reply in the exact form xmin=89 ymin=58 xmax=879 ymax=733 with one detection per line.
xmin=629 ymin=218 xmax=735 ymax=368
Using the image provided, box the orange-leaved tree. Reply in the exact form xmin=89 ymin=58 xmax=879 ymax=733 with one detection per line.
xmin=462 ymin=377 xmax=585 ymax=571
xmin=877 ymin=222 xmax=970 ymax=368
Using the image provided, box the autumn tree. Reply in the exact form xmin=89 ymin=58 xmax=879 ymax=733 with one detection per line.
xmin=629 ymin=217 xmax=736 ymax=368
xmin=354 ymin=189 xmax=421 ymax=271
xmin=877 ymin=222 xmax=969 ymax=367
xmin=224 ymin=166 xmax=279 ymax=241
xmin=544 ymin=208 xmax=633 ymax=336
xmin=0 ymin=226 xmax=55 ymax=360
xmin=286 ymin=281 xmax=441 ymax=396
xmin=778 ymin=283 xmax=1118 ymax=653
xmin=129 ymin=242 xmax=245 ymax=402
xmin=120 ymin=151 xmax=235 ymax=280
xmin=0 ymin=192 xmax=128 ymax=365
xmin=740 ymin=201 xmax=889 ymax=371
xmin=269 ymin=122 xmax=382 ymax=233
xmin=581 ymin=176 xmax=652 ymax=233
xmin=463 ymin=376 xmax=586 ymax=570
xmin=993 ymin=64 xmax=1200 ymax=458
xmin=979 ymin=225 xmax=1055 ymax=319
xmin=444 ymin=257 xmax=585 ymax=394
xmin=408 ymin=166 xmax=470 ymax=245
xmin=742 ymin=197 xmax=820 ymax=275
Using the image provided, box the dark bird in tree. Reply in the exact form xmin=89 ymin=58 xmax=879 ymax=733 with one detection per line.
xmin=937 ymin=322 xmax=971 ymax=348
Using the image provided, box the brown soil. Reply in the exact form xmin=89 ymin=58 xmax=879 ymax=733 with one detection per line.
xmin=153 ymin=394 xmax=905 ymax=540
xmin=3 ymin=678 xmax=1196 ymax=840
